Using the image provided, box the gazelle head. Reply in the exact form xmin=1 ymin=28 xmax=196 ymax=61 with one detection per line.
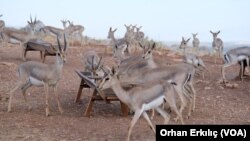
xmin=98 ymin=67 xmax=118 ymax=90
xmin=107 ymin=27 xmax=117 ymax=39
xmin=88 ymin=55 xmax=103 ymax=76
xmin=179 ymin=37 xmax=190 ymax=49
xmin=27 ymin=16 xmax=37 ymax=32
xmin=54 ymin=34 xmax=67 ymax=64
xmin=210 ymin=30 xmax=220 ymax=39
xmin=61 ymin=19 xmax=68 ymax=29
xmin=124 ymin=24 xmax=131 ymax=31
xmin=141 ymin=42 xmax=156 ymax=60
xmin=67 ymin=20 xmax=74 ymax=26
xmin=192 ymin=33 xmax=198 ymax=39
xmin=136 ymin=26 xmax=142 ymax=32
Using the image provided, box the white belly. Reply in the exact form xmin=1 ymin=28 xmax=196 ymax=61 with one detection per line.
xmin=143 ymin=95 xmax=165 ymax=111
xmin=29 ymin=77 xmax=44 ymax=86
xmin=237 ymin=55 xmax=248 ymax=61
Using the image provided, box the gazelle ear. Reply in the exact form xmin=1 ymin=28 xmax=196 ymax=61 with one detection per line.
xmin=182 ymin=37 xmax=185 ymax=41
xmin=113 ymin=28 xmax=117 ymax=32
xmin=151 ymin=42 xmax=156 ymax=50
xmin=186 ymin=38 xmax=191 ymax=42
xmin=217 ymin=30 xmax=220 ymax=34
xmin=210 ymin=30 xmax=213 ymax=34
xmin=111 ymin=66 xmax=116 ymax=75
xmin=139 ymin=42 xmax=144 ymax=48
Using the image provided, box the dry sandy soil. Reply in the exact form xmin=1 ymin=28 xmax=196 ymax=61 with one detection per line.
xmin=0 ymin=44 xmax=249 ymax=141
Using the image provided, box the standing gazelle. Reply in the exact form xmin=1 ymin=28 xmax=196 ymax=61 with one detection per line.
xmin=210 ymin=30 xmax=223 ymax=63
xmin=8 ymin=34 xmax=67 ymax=116
xmin=192 ymin=33 xmax=200 ymax=50
xmin=98 ymin=68 xmax=183 ymax=141
xmin=179 ymin=37 xmax=190 ymax=53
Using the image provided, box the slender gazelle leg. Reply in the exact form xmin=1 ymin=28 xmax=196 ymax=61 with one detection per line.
xmin=126 ymin=109 xmax=143 ymax=141
xmin=21 ymin=80 xmax=32 ymax=110
xmin=44 ymin=83 xmax=50 ymax=116
xmin=53 ymin=85 xmax=64 ymax=114
xmin=8 ymin=80 xmax=23 ymax=112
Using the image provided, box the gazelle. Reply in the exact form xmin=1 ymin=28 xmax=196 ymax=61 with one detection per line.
xmin=98 ymin=67 xmax=183 ymax=141
xmin=135 ymin=26 xmax=144 ymax=43
xmin=82 ymin=50 xmax=103 ymax=77
xmin=2 ymin=16 xmax=37 ymax=46
xmin=108 ymin=27 xmax=130 ymax=56
xmin=0 ymin=14 xmax=5 ymax=46
xmin=221 ymin=46 xmax=250 ymax=81
xmin=8 ymin=34 xmax=67 ymax=116
xmin=0 ymin=14 xmax=5 ymax=30
xmin=40 ymin=26 xmax=65 ymax=37
xmin=192 ymin=33 xmax=200 ymax=49
xmin=66 ymin=20 xmax=85 ymax=46
xmin=23 ymin=38 xmax=58 ymax=62
xmin=118 ymin=44 xmax=197 ymax=119
xmin=183 ymin=53 xmax=208 ymax=79
xmin=210 ymin=30 xmax=223 ymax=63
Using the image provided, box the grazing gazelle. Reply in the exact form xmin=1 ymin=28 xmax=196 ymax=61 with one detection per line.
xmin=8 ymin=34 xmax=67 ymax=116
xmin=82 ymin=50 xmax=103 ymax=77
xmin=210 ymin=30 xmax=223 ymax=63
xmin=98 ymin=67 xmax=183 ymax=141
xmin=221 ymin=46 xmax=250 ymax=81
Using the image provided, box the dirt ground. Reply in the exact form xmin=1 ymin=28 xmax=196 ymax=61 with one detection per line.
xmin=0 ymin=44 xmax=249 ymax=141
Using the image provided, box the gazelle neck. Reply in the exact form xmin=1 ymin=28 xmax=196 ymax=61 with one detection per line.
xmin=54 ymin=53 xmax=64 ymax=73
xmin=110 ymin=77 xmax=130 ymax=104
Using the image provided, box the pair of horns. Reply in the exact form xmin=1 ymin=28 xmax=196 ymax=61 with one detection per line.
xmin=56 ymin=34 xmax=67 ymax=51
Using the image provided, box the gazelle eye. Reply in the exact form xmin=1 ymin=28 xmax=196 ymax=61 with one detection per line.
xmin=105 ymin=77 xmax=110 ymax=81
xmin=148 ymin=51 xmax=151 ymax=54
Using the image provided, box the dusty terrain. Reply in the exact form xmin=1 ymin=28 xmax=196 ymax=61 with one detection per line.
xmin=0 ymin=44 xmax=249 ymax=141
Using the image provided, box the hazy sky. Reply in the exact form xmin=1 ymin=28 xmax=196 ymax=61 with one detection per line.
xmin=1 ymin=0 xmax=250 ymax=42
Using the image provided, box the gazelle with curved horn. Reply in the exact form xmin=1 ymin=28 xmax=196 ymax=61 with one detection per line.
xmin=8 ymin=34 xmax=67 ymax=116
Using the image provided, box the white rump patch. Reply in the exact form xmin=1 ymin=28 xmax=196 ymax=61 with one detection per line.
xmin=29 ymin=77 xmax=44 ymax=86
xmin=143 ymin=95 xmax=165 ymax=111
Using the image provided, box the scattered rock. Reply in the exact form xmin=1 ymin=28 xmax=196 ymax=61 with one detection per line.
xmin=224 ymin=83 xmax=239 ymax=89
xmin=204 ymin=87 xmax=211 ymax=90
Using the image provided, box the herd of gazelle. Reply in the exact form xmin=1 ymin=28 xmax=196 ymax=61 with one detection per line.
xmin=1 ymin=14 xmax=250 ymax=141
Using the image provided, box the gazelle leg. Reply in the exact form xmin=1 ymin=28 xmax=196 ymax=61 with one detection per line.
xmin=21 ymin=81 xmax=32 ymax=110
xmin=165 ymin=89 xmax=184 ymax=124
xmin=126 ymin=109 xmax=143 ymax=141
xmin=44 ymin=83 xmax=50 ymax=116
xmin=142 ymin=112 xmax=156 ymax=133
xmin=150 ymin=109 xmax=155 ymax=120
xmin=22 ymin=48 xmax=27 ymax=61
xmin=8 ymin=81 xmax=23 ymax=112
xmin=176 ymin=86 xmax=187 ymax=116
xmin=154 ymin=107 xmax=170 ymax=124
xmin=222 ymin=63 xmax=235 ymax=81
xmin=53 ymin=85 xmax=64 ymax=114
